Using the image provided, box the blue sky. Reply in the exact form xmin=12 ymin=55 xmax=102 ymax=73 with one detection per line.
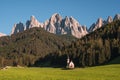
xmin=0 ymin=0 xmax=120 ymax=34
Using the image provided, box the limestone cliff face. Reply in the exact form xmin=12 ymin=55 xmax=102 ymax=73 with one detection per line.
xmin=11 ymin=22 xmax=24 ymax=34
xmin=61 ymin=16 xmax=88 ymax=38
xmin=11 ymin=13 xmax=88 ymax=38
xmin=107 ymin=16 xmax=113 ymax=23
xmin=44 ymin=13 xmax=62 ymax=34
xmin=89 ymin=18 xmax=104 ymax=32
xmin=89 ymin=14 xmax=120 ymax=32
xmin=26 ymin=15 xmax=43 ymax=29
xmin=11 ymin=13 xmax=120 ymax=38
xmin=44 ymin=13 xmax=88 ymax=38
xmin=113 ymin=14 xmax=120 ymax=21
xmin=11 ymin=16 xmax=43 ymax=35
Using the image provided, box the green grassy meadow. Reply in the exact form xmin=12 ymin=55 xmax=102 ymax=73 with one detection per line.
xmin=0 ymin=64 xmax=120 ymax=80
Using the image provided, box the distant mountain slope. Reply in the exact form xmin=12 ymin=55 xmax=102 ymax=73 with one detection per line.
xmin=0 ymin=27 xmax=75 ymax=67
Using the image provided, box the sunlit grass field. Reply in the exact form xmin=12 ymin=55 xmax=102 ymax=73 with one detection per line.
xmin=0 ymin=64 xmax=120 ymax=80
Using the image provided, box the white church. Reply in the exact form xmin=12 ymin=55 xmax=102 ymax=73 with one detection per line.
xmin=66 ymin=56 xmax=75 ymax=69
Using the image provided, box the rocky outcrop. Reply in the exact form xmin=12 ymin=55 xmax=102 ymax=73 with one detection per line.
xmin=82 ymin=25 xmax=88 ymax=35
xmin=44 ymin=13 xmax=62 ymax=34
xmin=44 ymin=14 xmax=88 ymax=38
xmin=26 ymin=15 xmax=43 ymax=29
xmin=11 ymin=16 xmax=43 ymax=34
xmin=0 ymin=32 xmax=6 ymax=37
xmin=10 ymin=13 xmax=120 ymax=38
xmin=89 ymin=14 xmax=120 ymax=32
xmin=107 ymin=16 xmax=113 ymax=23
xmin=62 ymin=16 xmax=88 ymax=38
xmin=113 ymin=14 xmax=120 ymax=21
xmin=89 ymin=18 xmax=104 ymax=32
xmin=11 ymin=22 xmax=24 ymax=34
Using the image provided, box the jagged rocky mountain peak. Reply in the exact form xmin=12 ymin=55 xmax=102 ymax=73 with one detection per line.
xmin=30 ymin=15 xmax=35 ymax=20
xmin=50 ymin=13 xmax=62 ymax=23
xmin=43 ymin=13 xmax=88 ymax=38
xmin=96 ymin=18 xmax=103 ymax=27
xmin=11 ymin=15 xmax=42 ymax=35
xmin=89 ymin=18 xmax=104 ymax=32
xmin=107 ymin=16 xmax=113 ymax=23
xmin=11 ymin=22 xmax=24 ymax=34
xmin=114 ymin=14 xmax=120 ymax=21
xmin=28 ymin=15 xmax=42 ymax=28
xmin=51 ymin=13 xmax=61 ymax=18
xmin=69 ymin=16 xmax=79 ymax=25
xmin=10 ymin=13 xmax=89 ymax=38
xmin=10 ymin=13 xmax=120 ymax=38
xmin=82 ymin=25 xmax=87 ymax=31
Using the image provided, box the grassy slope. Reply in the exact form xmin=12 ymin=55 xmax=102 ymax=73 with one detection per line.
xmin=0 ymin=64 xmax=120 ymax=80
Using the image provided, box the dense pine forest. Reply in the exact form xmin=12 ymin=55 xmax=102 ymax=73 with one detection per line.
xmin=0 ymin=20 xmax=120 ymax=67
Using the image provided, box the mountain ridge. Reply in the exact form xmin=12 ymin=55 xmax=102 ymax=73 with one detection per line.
xmin=89 ymin=14 xmax=120 ymax=32
xmin=11 ymin=13 xmax=88 ymax=38
xmin=1 ymin=13 xmax=120 ymax=38
xmin=10 ymin=13 xmax=120 ymax=38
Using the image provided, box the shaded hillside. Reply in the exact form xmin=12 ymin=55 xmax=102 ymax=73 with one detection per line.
xmin=38 ymin=20 xmax=120 ymax=67
xmin=0 ymin=27 xmax=75 ymax=67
